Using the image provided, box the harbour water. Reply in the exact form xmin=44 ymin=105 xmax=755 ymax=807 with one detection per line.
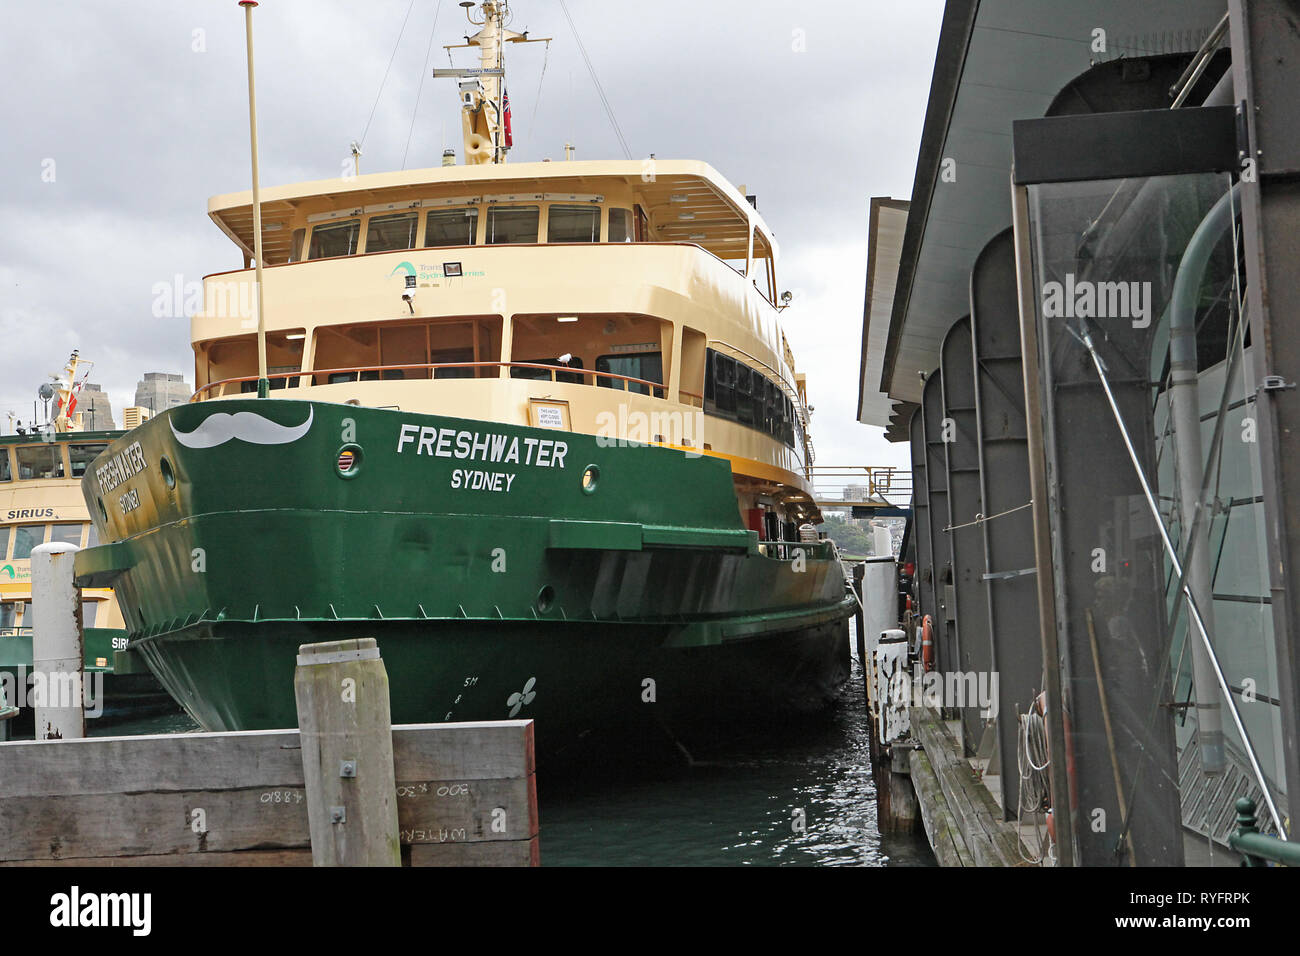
xmin=91 ymin=622 xmax=934 ymax=867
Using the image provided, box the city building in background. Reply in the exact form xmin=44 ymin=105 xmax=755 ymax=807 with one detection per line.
xmin=134 ymin=372 xmax=191 ymax=415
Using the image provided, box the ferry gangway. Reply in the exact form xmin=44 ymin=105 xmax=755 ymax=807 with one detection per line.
xmin=809 ymin=466 xmax=912 ymax=517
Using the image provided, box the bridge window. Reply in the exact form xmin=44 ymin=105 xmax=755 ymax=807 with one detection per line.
xmin=0 ymin=450 xmax=9 ymax=482
xmin=608 ymin=208 xmax=633 ymax=243
xmin=365 ymin=212 xmax=419 ymax=253
xmin=596 ymin=352 xmax=662 ymax=396
xmin=425 ymin=208 xmax=479 ymax=247
xmin=487 ymin=206 xmax=539 ymax=244
xmin=548 ymin=205 xmax=600 ymax=243
xmin=0 ymin=601 xmax=14 ymax=632
xmin=15 ymin=445 xmax=63 ymax=480
xmin=50 ymin=524 xmax=83 ymax=547
xmin=0 ymin=526 xmax=8 ymax=558
xmin=308 ymin=218 xmax=361 ymax=259
xmin=69 ymin=443 xmax=108 ymax=479
xmin=11 ymin=524 xmax=45 ymax=561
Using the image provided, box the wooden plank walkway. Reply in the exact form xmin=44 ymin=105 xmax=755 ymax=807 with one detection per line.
xmin=0 ymin=721 xmax=538 ymax=867
xmin=909 ymin=706 xmax=1025 ymax=866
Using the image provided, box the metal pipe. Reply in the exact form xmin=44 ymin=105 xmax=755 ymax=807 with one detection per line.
xmin=1170 ymin=12 xmax=1230 ymax=109
xmin=1166 ymin=185 xmax=1241 ymax=775
xmin=1075 ymin=321 xmax=1286 ymax=836
xmin=239 ymin=0 xmax=270 ymax=399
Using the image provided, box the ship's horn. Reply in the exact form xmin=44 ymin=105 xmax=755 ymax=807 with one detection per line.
xmin=466 ymin=133 xmax=492 ymax=163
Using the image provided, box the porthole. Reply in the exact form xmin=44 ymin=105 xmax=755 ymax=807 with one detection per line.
xmin=581 ymin=464 xmax=600 ymax=495
xmin=336 ymin=443 xmax=363 ymax=479
xmin=535 ymin=585 xmax=555 ymax=613
xmin=160 ymin=456 xmax=176 ymax=489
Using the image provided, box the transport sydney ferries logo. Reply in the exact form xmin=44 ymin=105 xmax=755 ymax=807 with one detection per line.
xmin=387 ymin=260 xmax=485 ymax=283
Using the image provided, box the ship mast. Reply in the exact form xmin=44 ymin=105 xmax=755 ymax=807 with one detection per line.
xmin=436 ymin=1 xmax=549 ymax=165
xmin=51 ymin=350 xmax=87 ymax=434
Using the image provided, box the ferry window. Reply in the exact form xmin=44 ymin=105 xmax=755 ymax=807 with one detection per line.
xmin=82 ymin=601 xmax=97 ymax=627
xmin=0 ymin=451 xmax=9 ymax=482
xmin=608 ymin=208 xmax=633 ymax=243
xmin=0 ymin=601 xmax=14 ymax=632
xmin=50 ymin=524 xmax=83 ymax=547
xmin=432 ymin=348 xmax=475 ymax=380
xmin=69 ymin=443 xmax=108 ymax=478
xmin=308 ymin=219 xmax=361 ymax=260
xmin=734 ymin=365 xmax=755 ymax=426
xmin=425 ymin=208 xmax=479 ymax=247
xmin=487 ymin=206 xmax=539 ymax=244
xmin=15 ymin=445 xmax=63 ymax=480
xmin=512 ymin=357 xmax=586 ymax=385
xmin=87 ymin=524 xmax=99 ymax=548
xmin=547 ymin=205 xmax=600 ymax=243
xmin=289 ymin=228 xmax=306 ymax=262
xmin=12 ymin=524 xmax=45 ymax=561
xmin=366 ymin=212 xmax=419 ymax=253
xmin=596 ymin=353 xmax=662 ymax=396
xmin=711 ymin=352 xmax=736 ymax=415
xmin=0 ymin=526 xmax=8 ymax=559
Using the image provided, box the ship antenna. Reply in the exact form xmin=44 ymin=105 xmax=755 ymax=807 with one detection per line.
xmin=435 ymin=2 xmax=550 ymax=165
xmin=238 ymin=0 xmax=270 ymax=398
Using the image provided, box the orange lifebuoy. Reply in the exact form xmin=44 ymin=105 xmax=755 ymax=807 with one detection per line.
xmin=921 ymin=615 xmax=935 ymax=672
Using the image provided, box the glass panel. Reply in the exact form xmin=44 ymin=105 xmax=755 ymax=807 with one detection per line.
xmin=21 ymin=601 xmax=33 ymax=630
xmin=49 ymin=524 xmax=83 ymax=547
xmin=0 ymin=451 xmax=10 ymax=482
xmin=424 ymin=208 xmax=478 ymax=247
xmin=0 ymin=526 xmax=9 ymax=558
xmin=82 ymin=601 xmax=97 ymax=627
xmin=15 ymin=445 xmax=62 ymax=479
xmin=290 ymin=228 xmax=306 ymax=262
xmin=547 ymin=205 xmax=600 ymax=243
xmin=1023 ymin=171 xmax=1279 ymax=852
xmin=608 ymin=208 xmax=633 ymax=243
xmin=486 ymin=206 xmax=539 ymax=245
xmin=365 ymin=212 xmax=418 ymax=253
xmin=511 ymin=358 xmax=585 ymax=385
xmin=86 ymin=524 xmax=99 ymax=548
xmin=734 ymin=364 xmax=754 ymax=425
xmin=432 ymin=347 xmax=475 ymax=379
xmin=596 ymin=353 xmax=662 ymax=396
xmin=712 ymin=353 xmax=736 ymax=415
xmin=0 ymin=601 xmax=15 ymax=632
xmin=12 ymin=524 xmax=45 ymax=560
xmin=69 ymin=443 xmax=108 ymax=478
xmin=308 ymin=219 xmax=361 ymax=259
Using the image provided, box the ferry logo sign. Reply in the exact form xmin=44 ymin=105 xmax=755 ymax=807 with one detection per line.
xmin=169 ymin=407 xmax=314 ymax=449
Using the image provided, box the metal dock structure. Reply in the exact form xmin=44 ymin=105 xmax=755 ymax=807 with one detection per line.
xmin=857 ymin=0 xmax=1300 ymax=867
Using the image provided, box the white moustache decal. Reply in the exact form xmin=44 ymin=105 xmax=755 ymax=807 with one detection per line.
xmin=169 ymin=407 xmax=314 ymax=449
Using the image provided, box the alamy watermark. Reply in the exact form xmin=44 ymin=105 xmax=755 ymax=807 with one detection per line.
xmin=1042 ymin=273 xmax=1153 ymax=329
xmin=1 ymin=667 xmax=104 ymax=718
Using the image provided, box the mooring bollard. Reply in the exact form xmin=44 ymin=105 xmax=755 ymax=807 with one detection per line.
xmin=31 ymin=541 xmax=85 ymax=741
xmin=294 ymin=638 xmax=401 ymax=867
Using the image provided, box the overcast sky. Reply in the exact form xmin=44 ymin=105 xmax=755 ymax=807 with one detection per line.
xmin=0 ymin=0 xmax=942 ymax=474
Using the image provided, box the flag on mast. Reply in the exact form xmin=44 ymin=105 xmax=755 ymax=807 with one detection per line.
xmin=503 ymin=89 xmax=513 ymax=148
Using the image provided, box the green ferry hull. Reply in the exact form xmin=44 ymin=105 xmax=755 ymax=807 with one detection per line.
xmin=77 ymin=399 xmax=852 ymax=748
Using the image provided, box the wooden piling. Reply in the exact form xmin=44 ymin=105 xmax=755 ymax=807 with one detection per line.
xmin=294 ymin=638 xmax=401 ymax=867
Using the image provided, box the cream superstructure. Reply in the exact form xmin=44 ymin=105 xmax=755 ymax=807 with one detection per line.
xmin=189 ymin=0 xmax=821 ymax=531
